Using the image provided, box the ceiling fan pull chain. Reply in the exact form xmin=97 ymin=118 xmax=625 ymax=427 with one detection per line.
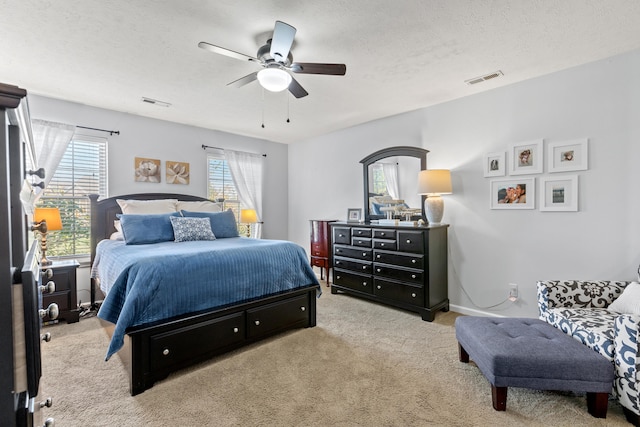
xmin=286 ymin=91 xmax=290 ymax=123
xmin=261 ymin=88 xmax=265 ymax=128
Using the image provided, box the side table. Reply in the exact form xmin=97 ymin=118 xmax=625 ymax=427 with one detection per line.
xmin=41 ymin=259 xmax=80 ymax=324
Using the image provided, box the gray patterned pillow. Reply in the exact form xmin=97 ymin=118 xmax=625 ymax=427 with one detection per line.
xmin=170 ymin=216 xmax=216 ymax=242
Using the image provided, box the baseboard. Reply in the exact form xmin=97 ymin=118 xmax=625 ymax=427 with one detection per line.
xmin=449 ymin=304 xmax=507 ymax=318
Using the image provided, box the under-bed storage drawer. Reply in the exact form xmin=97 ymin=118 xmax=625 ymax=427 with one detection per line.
xmin=150 ymin=311 xmax=245 ymax=371
xmin=247 ymin=294 xmax=310 ymax=339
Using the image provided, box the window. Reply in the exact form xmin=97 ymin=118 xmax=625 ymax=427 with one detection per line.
xmin=371 ymin=164 xmax=390 ymax=196
xmin=37 ymin=136 xmax=108 ymax=258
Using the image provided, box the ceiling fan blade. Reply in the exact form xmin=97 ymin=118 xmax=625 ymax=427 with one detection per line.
xmin=198 ymin=41 xmax=259 ymax=63
xmin=227 ymin=72 xmax=258 ymax=88
xmin=288 ymin=76 xmax=308 ymax=98
xmin=270 ymin=21 xmax=296 ymax=63
xmin=290 ymin=62 xmax=347 ymax=75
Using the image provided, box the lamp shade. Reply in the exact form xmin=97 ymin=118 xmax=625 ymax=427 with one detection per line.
xmin=240 ymin=209 xmax=258 ymax=224
xmin=34 ymin=207 xmax=63 ymax=231
xmin=257 ymin=68 xmax=292 ymax=92
xmin=417 ymin=170 xmax=452 ymax=195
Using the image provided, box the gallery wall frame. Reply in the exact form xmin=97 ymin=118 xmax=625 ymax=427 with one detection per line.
xmin=509 ymin=139 xmax=543 ymax=175
xmin=483 ymin=152 xmax=506 ymax=177
xmin=134 ymin=157 xmax=161 ymax=183
xmin=539 ymin=175 xmax=578 ymax=211
xmin=490 ymin=177 xmax=535 ymax=209
xmin=166 ymin=161 xmax=190 ymax=185
xmin=547 ymin=139 xmax=588 ymax=173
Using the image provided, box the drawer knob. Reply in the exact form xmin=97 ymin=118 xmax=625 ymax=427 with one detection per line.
xmin=358 ymin=231 xmax=362 ymax=235
xmin=412 ymin=259 xmax=416 ymax=263
xmin=300 ymin=306 xmax=306 ymax=311
xmin=41 ymin=332 xmax=52 ymax=343
xmin=39 ymin=281 xmax=55 ymax=294
xmin=44 ymin=417 xmax=55 ymax=427
xmin=377 ymin=255 xmax=381 ymax=259
xmin=40 ymin=397 xmax=53 ymax=408
xmin=336 ymin=261 xmax=340 ymax=265
xmin=412 ymin=274 xmax=416 ymax=279
xmin=362 ymin=282 xmax=368 ymax=286
xmin=362 ymin=266 xmax=367 ymax=270
xmin=336 ymin=275 xmax=341 ymax=280
xmin=43 ymin=268 xmax=54 ymax=279
xmin=362 ymin=253 xmax=367 ymax=257
xmin=412 ymin=293 xmax=417 ymax=298
xmin=162 ymin=348 xmax=170 ymax=356
xmin=377 ymin=268 xmax=381 ymax=272
xmin=380 ymin=243 xmax=385 ymax=247
xmin=255 ymin=320 xmax=260 ymax=326
xmin=406 ymin=239 xmax=411 ymax=244
xmin=233 ymin=327 xmax=239 ymax=333
xmin=339 ymin=234 xmax=344 ymax=237
xmin=377 ymin=285 xmax=382 ymax=290
xmin=336 ymin=249 xmax=341 ymax=253
xmin=39 ymin=303 xmax=59 ymax=320
xmin=381 ymin=232 xmax=385 ymax=236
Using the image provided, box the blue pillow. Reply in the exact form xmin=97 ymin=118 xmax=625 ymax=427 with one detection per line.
xmin=170 ymin=216 xmax=216 ymax=242
xmin=119 ymin=212 xmax=181 ymax=245
xmin=371 ymin=202 xmax=384 ymax=215
xmin=180 ymin=209 xmax=239 ymax=238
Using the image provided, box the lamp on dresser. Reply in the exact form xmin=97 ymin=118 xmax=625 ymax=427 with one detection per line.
xmin=31 ymin=207 xmax=63 ymax=265
xmin=417 ymin=169 xmax=452 ymax=225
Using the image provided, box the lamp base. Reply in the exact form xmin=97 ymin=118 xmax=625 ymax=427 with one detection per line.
xmin=425 ymin=195 xmax=444 ymax=224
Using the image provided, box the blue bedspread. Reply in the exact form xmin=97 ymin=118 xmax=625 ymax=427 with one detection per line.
xmin=91 ymin=237 xmax=320 ymax=359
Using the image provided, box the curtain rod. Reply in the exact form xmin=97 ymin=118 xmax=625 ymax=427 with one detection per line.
xmin=201 ymin=144 xmax=266 ymax=157
xmin=77 ymin=125 xmax=120 ymax=136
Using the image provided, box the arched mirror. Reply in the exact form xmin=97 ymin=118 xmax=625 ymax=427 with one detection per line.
xmin=360 ymin=146 xmax=429 ymax=223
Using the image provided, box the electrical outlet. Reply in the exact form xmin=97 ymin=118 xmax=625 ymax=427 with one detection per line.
xmin=508 ymin=283 xmax=518 ymax=301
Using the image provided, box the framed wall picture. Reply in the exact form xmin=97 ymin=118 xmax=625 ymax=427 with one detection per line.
xmin=540 ymin=175 xmax=578 ymax=211
xmin=347 ymin=208 xmax=362 ymax=222
xmin=483 ymin=152 xmax=506 ymax=177
xmin=166 ymin=161 xmax=190 ymax=184
xmin=547 ymin=139 xmax=588 ymax=173
xmin=134 ymin=157 xmax=161 ymax=183
xmin=509 ymin=140 xmax=543 ymax=175
xmin=490 ymin=178 xmax=535 ymax=209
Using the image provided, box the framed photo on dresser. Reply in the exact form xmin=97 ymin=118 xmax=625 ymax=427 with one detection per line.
xmin=347 ymin=208 xmax=362 ymax=222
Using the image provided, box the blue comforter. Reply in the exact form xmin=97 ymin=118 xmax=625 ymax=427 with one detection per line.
xmin=92 ymin=237 xmax=320 ymax=359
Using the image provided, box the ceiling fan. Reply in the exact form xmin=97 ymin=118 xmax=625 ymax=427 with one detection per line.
xmin=198 ymin=21 xmax=346 ymax=98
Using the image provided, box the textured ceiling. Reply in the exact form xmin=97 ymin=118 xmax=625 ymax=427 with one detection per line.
xmin=1 ymin=1 xmax=640 ymax=144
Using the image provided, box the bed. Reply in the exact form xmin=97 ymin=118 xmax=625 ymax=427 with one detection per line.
xmin=89 ymin=193 xmax=320 ymax=395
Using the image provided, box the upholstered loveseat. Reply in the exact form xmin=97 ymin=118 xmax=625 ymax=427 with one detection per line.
xmin=537 ymin=279 xmax=640 ymax=423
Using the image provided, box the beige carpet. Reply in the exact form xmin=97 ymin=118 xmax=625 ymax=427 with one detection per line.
xmin=40 ymin=287 xmax=631 ymax=426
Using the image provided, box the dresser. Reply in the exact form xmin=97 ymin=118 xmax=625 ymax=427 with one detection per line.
xmin=42 ymin=259 xmax=80 ymax=324
xmin=330 ymin=222 xmax=449 ymax=321
xmin=309 ymin=220 xmax=336 ymax=285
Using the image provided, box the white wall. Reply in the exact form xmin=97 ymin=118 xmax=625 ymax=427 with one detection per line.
xmin=28 ymin=96 xmax=290 ymax=304
xmin=289 ymin=49 xmax=640 ymax=318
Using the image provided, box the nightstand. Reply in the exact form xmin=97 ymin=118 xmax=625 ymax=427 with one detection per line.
xmin=41 ymin=259 xmax=80 ymax=324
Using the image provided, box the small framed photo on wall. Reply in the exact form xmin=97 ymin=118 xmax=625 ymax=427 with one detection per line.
xmin=509 ymin=140 xmax=543 ymax=175
xmin=483 ymin=152 xmax=506 ymax=177
xmin=547 ymin=139 xmax=588 ymax=173
xmin=134 ymin=157 xmax=161 ymax=183
xmin=540 ymin=175 xmax=578 ymax=211
xmin=490 ymin=178 xmax=535 ymax=209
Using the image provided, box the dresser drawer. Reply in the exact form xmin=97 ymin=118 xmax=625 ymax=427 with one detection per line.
xmin=310 ymin=256 xmax=329 ymax=268
xmin=372 ymin=229 xmax=395 ymax=239
xmin=372 ymin=239 xmax=396 ymax=250
xmin=352 ymin=237 xmax=372 ymax=248
xmin=374 ymin=250 xmax=424 ymax=269
xmin=247 ymin=294 xmax=311 ymax=339
xmin=150 ymin=311 xmax=245 ymax=371
xmin=333 ymin=269 xmax=373 ymax=294
xmin=373 ymin=278 xmax=424 ymax=306
xmin=374 ymin=263 xmax=423 ymax=284
xmin=334 ymin=245 xmax=373 ymax=261
xmin=397 ymin=231 xmax=425 ymax=253
xmin=333 ymin=256 xmax=372 ymax=273
xmin=351 ymin=227 xmax=372 ymax=238
xmin=310 ymin=243 xmax=327 ymax=257
xmin=333 ymin=227 xmax=351 ymax=244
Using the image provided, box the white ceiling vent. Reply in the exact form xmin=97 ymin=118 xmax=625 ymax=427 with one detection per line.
xmin=141 ymin=97 xmax=171 ymax=107
xmin=465 ymin=70 xmax=504 ymax=85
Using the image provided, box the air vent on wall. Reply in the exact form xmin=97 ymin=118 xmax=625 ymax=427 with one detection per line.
xmin=141 ymin=97 xmax=171 ymax=107
xmin=465 ymin=70 xmax=504 ymax=85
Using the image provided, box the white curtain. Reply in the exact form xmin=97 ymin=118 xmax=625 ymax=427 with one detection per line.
xmin=382 ymin=163 xmax=400 ymax=199
xmin=225 ymin=149 xmax=264 ymax=238
xmin=31 ymin=119 xmax=76 ymax=202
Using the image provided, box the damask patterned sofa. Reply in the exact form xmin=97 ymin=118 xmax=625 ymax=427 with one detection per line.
xmin=537 ymin=279 xmax=640 ymax=424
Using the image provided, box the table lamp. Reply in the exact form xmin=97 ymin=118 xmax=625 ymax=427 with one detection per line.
xmin=31 ymin=207 xmax=63 ymax=265
xmin=417 ymin=170 xmax=452 ymax=225
xmin=240 ymin=209 xmax=258 ymax=237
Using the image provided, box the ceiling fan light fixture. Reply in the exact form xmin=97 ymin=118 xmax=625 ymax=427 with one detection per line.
xmin=257 ymin=68 xmax=291 ymax=92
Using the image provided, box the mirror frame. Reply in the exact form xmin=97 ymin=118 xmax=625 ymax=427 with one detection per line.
xmin=360 ymin=146 xmax=429 ymax=223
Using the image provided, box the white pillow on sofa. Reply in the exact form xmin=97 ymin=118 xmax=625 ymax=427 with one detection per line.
xmin=608 ymin=282 xmax=640 ymax=315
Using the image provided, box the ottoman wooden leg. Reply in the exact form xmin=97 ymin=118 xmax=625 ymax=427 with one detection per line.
xmin=458 ymin=343 xmax=469 ymax=363
xmin=586 ymin=392 xmax=608 ymax=418
xmin=492 ymin=385 xmax=507 ymax=411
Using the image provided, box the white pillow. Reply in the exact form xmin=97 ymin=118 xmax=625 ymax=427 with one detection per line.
xmin=116 ymin=198 xmax=178 ymax=214
xmin=110 ymin=231 xmax=124 ymax=240
xmin=608 ymin=282 xmax=640 ymax=315
xmin=175 ymin=200 xmax=222 ymax=213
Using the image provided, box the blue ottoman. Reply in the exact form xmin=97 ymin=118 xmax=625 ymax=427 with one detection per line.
xmin=455 ymin=317 xmax=614 ymax=418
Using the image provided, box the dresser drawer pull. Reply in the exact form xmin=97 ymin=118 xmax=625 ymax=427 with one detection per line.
xmin=380 ymin=232 xmax=386 ymax=236
xmin=43 ymin=268 xmax=54 ymax=279
xmin=336 ymin=261 xmax=341 ymax=265
xmin=377 ymin=254 xmax=381 ymax=259
xmin=41 ymin=332 xmax=51 ymax=343
xmin=162 ymin=348 xmax=170 ymax=356
xmin=358 ymin=231 xmax=363 ymax=235
xmin=362 ymin=282 xmax=368 ymax=286
xmin=336 ymin=275 xmax=341 ymax=279
xmin=377 ymin=268 xmax=381 ymax=273
xmin=406 ymin=239 xmax=411 ymax=244
xmin=339 ymin=234 xmax=345 ymax=237
xmin=380 ymin=243 xmax=385 ymax=247
xmin=336 ymin=249 xmax=342 ymax=253
xmin=300 ymin=306 xmax=306 ymax=311
xmin=362 ymin=252 xmax=367 ymax=257
xmin=40 ymin=397 xmax=53 ymax=408
xmin=233 ymin=327 xmax=239 ymax=333
xmin=39 ymin=303 xmax=59 ymax=320
xmin=255 ymin=320 xmax=261 ymax=326
xmin=411 ymin=274 xmax=417 ymax=279
xmin=411 ymin=293 xmax=417 ymax=298
xmin=39 ymin=281 xmax=55 ymax=294
xmin=377 ymin=285 xmax=382 ymax=290
xmin=412 ymin=259 xmax=416 ymax=263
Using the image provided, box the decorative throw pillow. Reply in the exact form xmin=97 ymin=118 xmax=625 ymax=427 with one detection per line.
xmin=180 ymin=209 xmax=240 ymax=238
xmin=175 ymin=200 xmax=222 ymax=213
xmin=119 ymin=212 xmax=181 ymax=245
xmin=170 ymin=216 xmax=216 ymax=242
xmin=116 ymin=198 xmax=178 ymax=214
xmin=608 ymin=282 xmax=640 ymax=315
